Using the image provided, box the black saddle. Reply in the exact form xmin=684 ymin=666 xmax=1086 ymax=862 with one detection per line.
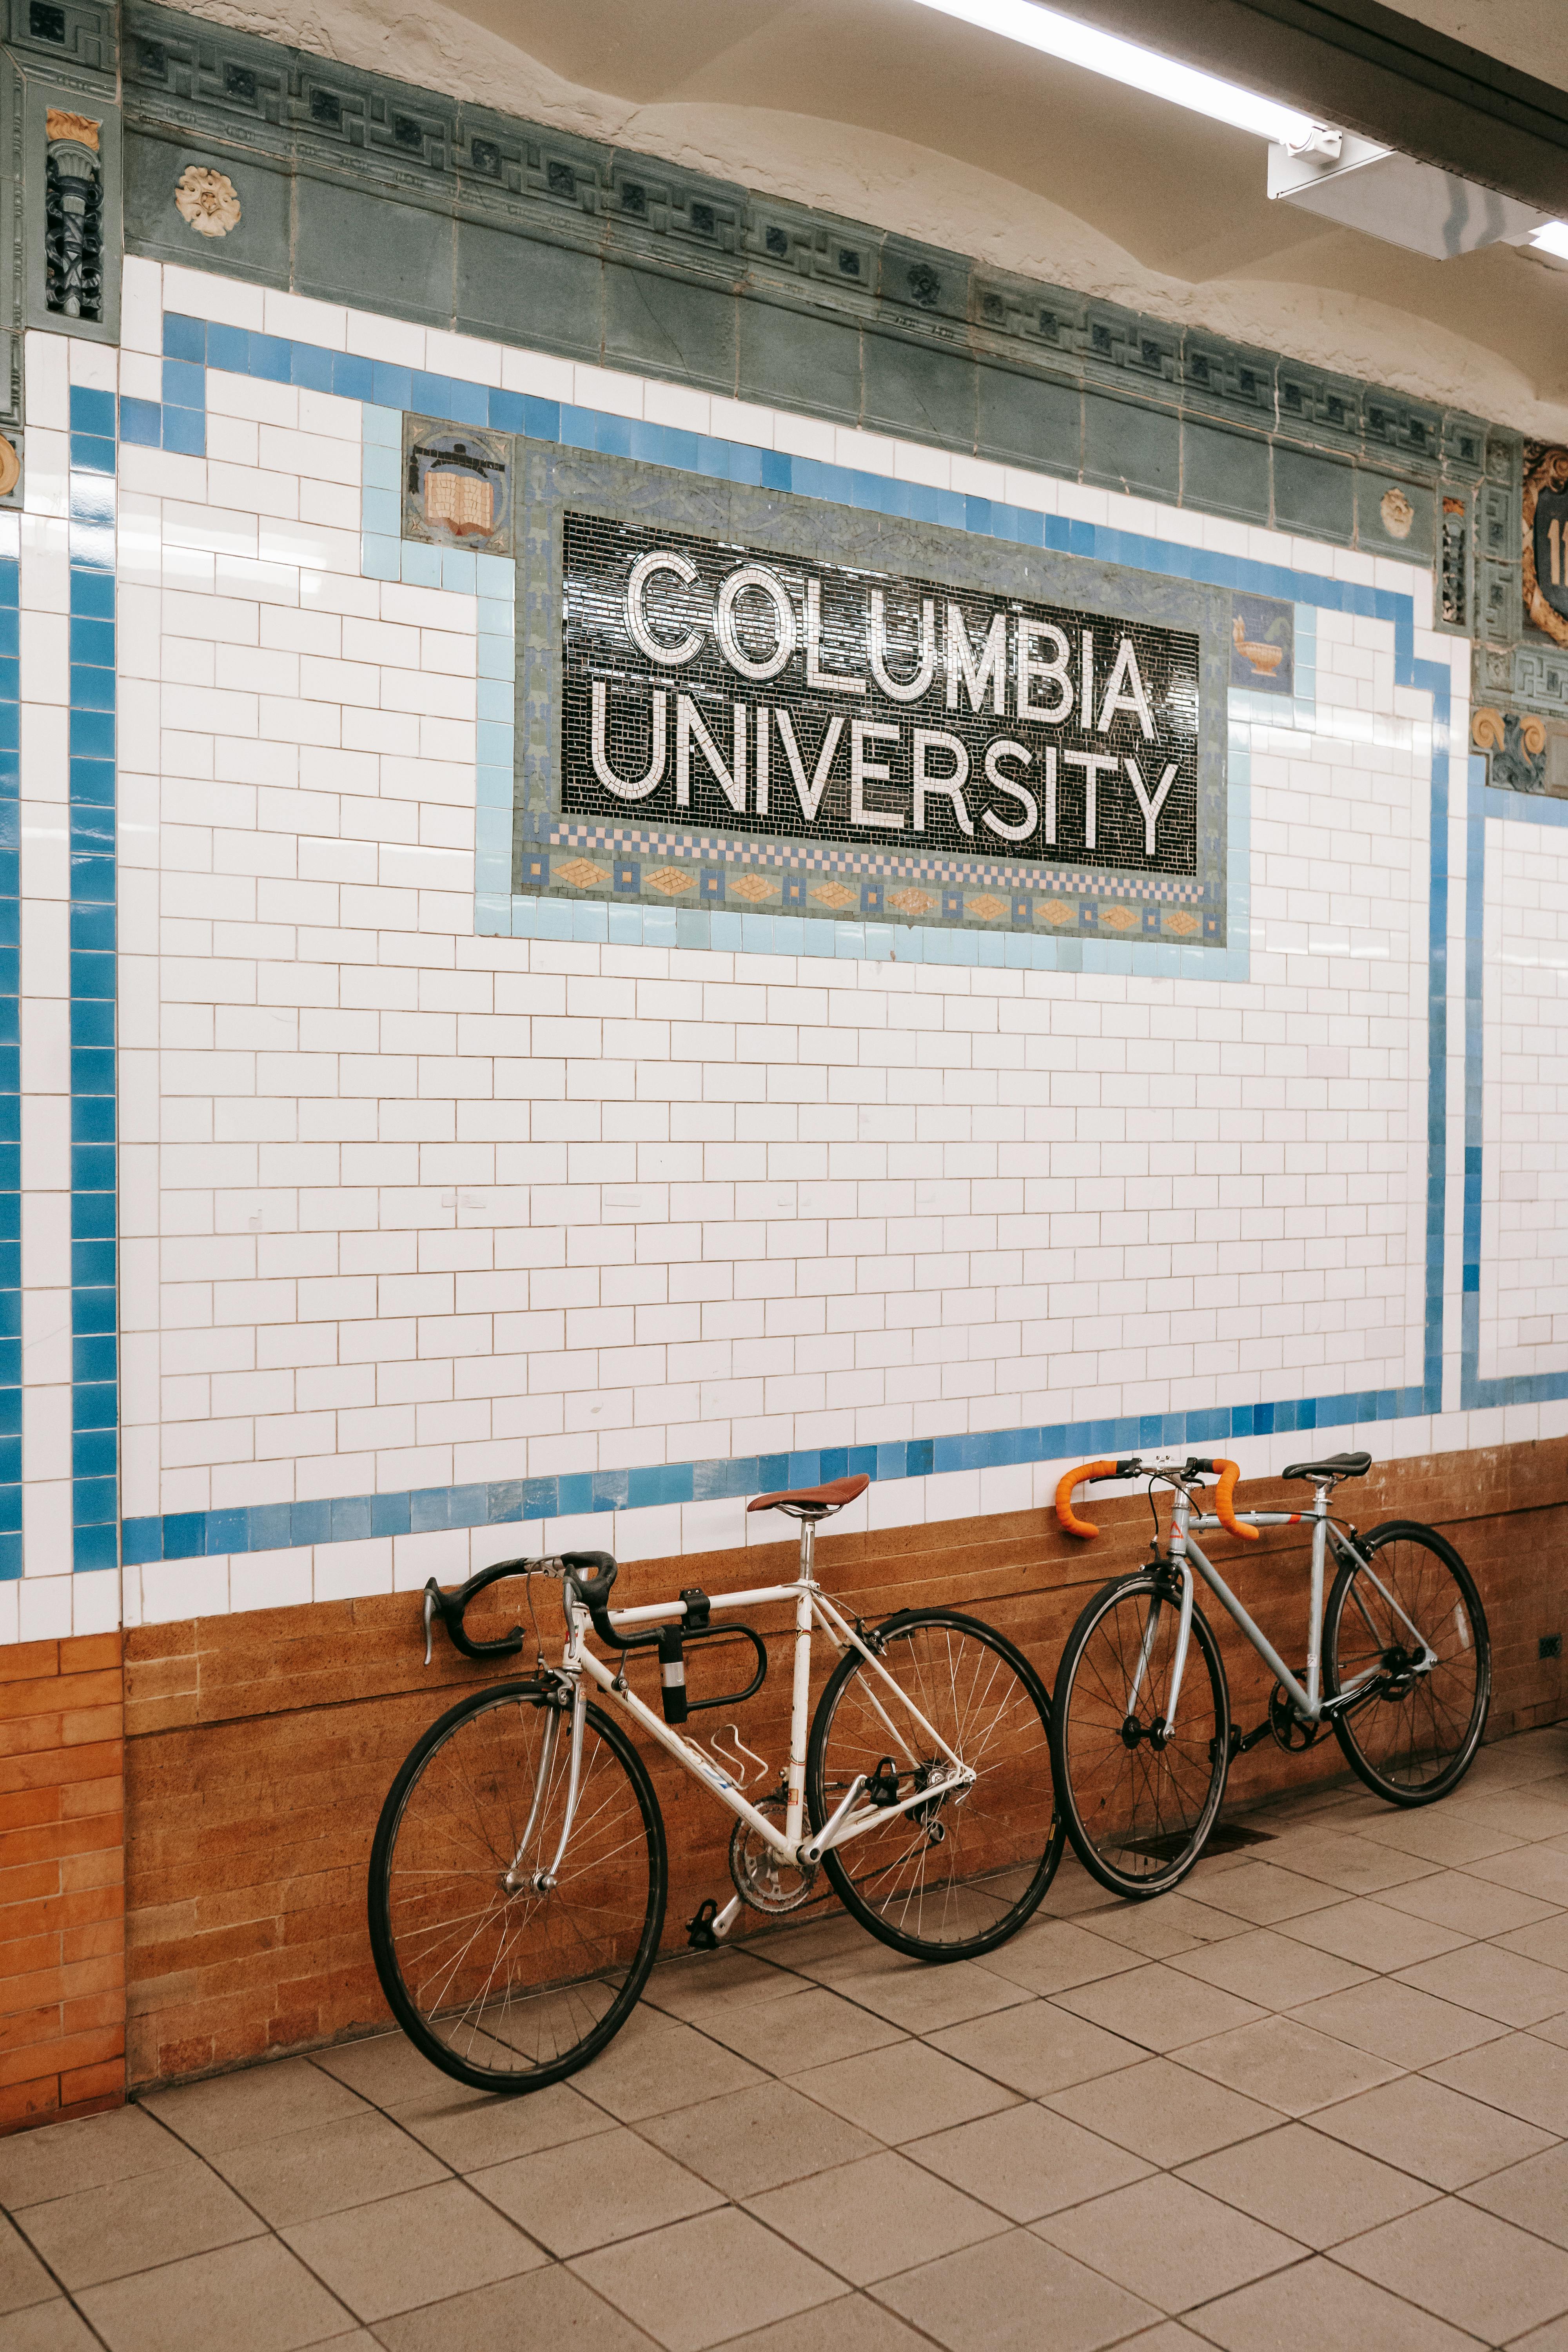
xmin=1280 ymin=1450 xmax=1371 ymax=1484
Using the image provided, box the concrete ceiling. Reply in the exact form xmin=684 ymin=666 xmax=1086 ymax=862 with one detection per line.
xmin=191 ymin=0 xmax=1568 ymax=433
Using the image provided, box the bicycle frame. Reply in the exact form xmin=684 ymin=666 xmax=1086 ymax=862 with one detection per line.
xmin=517 ymin=1516 xmax=975 ymax=1920
xmin=1153 ymin=1477 xmax=1439 ymax=1731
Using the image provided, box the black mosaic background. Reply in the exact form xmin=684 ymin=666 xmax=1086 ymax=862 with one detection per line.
xmin=561 ymin=513 xmax=1201 ymax=874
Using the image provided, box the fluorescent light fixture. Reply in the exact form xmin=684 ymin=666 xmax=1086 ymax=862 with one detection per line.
xmin=1531 ymin=221 xmax=1568 ymax=259
xmin=904 ymin=0 xmax=1333 ymax=148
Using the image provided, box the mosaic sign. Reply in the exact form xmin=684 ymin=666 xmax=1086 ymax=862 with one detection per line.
xmin=1524 ymin=443 xmax=1568 ymax=649
xmin=510 ymin=446 xmax=1231 ymax=941
xmin=562 ymin=515 xmax=1200 ymax=877
xmin=403 ymin=415 xmax=512 ymax=553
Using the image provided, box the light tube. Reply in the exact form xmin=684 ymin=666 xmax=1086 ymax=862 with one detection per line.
xmin=902 ymin=0 xmax=1326 ymax=147
xmin=1531 ymin=221 xmax=1568 ymax=258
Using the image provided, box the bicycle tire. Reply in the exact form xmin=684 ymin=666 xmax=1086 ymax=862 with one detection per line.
xmin=806 ymin=1608 xmax=1063 ymax=1960
xmin=1051 ymin=1570 xmax=1230 ymax=1898
xmin=368 ymin=1681 xmax=667 ymax=2092
xmin=1323 ymin=1519 xmax=1491 ymax=1806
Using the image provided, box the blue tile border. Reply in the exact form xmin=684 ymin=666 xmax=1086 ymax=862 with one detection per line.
xmin=1460 ymin=763 xmax=1568 ymax=1412
xmin=69 ymin=386 xmax=118 ymax=1575
xmin=115 ymin=305 xmax=1454 ymax=1569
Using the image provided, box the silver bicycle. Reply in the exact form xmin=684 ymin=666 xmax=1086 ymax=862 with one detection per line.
xmin=1049 ymin=1450 xmax=1491 ymax=1897
xmin=368 ymin=1471 xmax=1064 ymax=2091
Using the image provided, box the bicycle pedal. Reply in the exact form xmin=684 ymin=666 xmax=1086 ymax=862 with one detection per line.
xmin=686 ymin=1898 xmax=720 ymax=1952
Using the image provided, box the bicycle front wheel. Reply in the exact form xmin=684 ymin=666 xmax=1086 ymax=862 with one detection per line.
xmin=368 ymin=1682 xmax=666 ymax=2092
xmin=806 ymin=1608 xmax=1063 ymax=1961
xmin=1051 ymin=1572 xmax=1230 ymax=1897
xmin=1324 ymin=1520 xmax=1491 ymax=1805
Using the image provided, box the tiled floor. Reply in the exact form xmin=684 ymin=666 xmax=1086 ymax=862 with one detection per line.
xmin=9 ymin=1728 xmax=1568 ymax=2350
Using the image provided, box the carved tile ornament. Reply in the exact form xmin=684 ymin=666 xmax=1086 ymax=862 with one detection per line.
xmin=403 ymin=416 xmax=512 ymax=553
xmin=1379 ymin=486 xmax=1415 ymax=540
xmin=1524 ymin=445 xmax=1568 ymax=650
xmin=1229 ymin=593 xmax=1293 ymax=696
xmin=1474 ymin=704 xmax=1548 ymax=792
xmin=174 ymin=165 xmax=241 ymax=238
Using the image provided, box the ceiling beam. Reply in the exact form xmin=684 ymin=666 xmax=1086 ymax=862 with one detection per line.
xmin=1053 ymin=0 xmax=1568 ymax=214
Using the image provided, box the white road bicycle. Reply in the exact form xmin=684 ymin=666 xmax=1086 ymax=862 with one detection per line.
xmin=1049 ymin=1449 xmax=1491 ymax=1897
xmin=368 ymin=1472 xmax=1065 ymax=2091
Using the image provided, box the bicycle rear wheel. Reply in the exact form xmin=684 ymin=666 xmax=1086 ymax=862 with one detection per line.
xmin=806 ymin=1609 xmax=1063 ymax=1959
xmin=1051 ymin=1571 xmax=1230 ymax=1896
xmin=368 ymin=1682 xmax=666 ymax=2092
xmin=1324 ymin=1520 xmax=1491 ymax=1805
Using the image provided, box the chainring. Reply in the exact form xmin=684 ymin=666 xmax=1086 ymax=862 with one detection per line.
xmin=729 ymin=1797 xmax=818 ymax=1914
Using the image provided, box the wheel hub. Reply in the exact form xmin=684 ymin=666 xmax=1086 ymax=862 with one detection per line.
xmin=1120 ymin=1714 xmax=1167 ymax=1751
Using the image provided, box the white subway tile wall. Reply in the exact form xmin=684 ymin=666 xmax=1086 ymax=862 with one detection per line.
xmin=11 ymin=257 xmax=1552 ymax=1635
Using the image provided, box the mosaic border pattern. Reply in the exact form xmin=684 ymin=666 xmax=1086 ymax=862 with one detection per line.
xmin=113 ymin=303 xmax=1452 ymax=1569
xmin=68 ymin=385 xmax=118 ymax=1577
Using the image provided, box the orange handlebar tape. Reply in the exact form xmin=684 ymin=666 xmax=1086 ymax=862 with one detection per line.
xmin=1055 ymin=1460 xmax=1121 ymax=1539
xmin=1213 ymin=1459 xmax=1259 ymax=1542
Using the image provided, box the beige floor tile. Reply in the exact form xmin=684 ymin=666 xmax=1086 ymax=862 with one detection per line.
xmin=641 ymin=1947 xmax=806 ymax=2022
xmin=1335 ymin=2196 xmax=1568 ymax=2341
xmin=1430 ymin=2033 xmax=1568 ymax=2135
xmin=15 ymin=2160 xmax=263 ymax=2290
xmin=793 ymin=2040 xmax=1014 ymax=2141
xmin=1052 ymin=1963 xmax=1266 ymax=2054
xmin=214 ymin=2108 xmax=449 ymax=2227
xmin=1397 ymin=1945 xmax=1568 ymax=2028
xmin=1117 ymin=2329 xmax=1230 ymax=2352
xmin=1034 ymin=2171 xmax=1301 ymax=2312
xmin=972 ymin=1916 xmax=1149 ymax=1995
xmin=1177 ymin=2014 xmax=1402 ymax=2115
xmin=926 ymin=1999 xmax=1143 ymax=2098
xmin=1180 ymin=2118 xmax=1436 ymax=2247
xmin=312 ymin=2035 xmax=458 ymax=2111
xmin=717 ymin=2298 xmax=933 ymax=2352
xmin=1045 ymin=2055 xmax=1282 ymax=2164
xmin=1532 ymin=2014 xmax=1568 ymax=2050
xmin=1290 ymin=1978 xmax=1504 ymax=2069
xmin=1276 ymin=1897 xmax=1471 ymax=1973
xmin=1176 ymin=1862 xmax=1341 ymax=1927
xmin=1461 ymin=1737 xmax=1568 ymax=1794
xmin=572 ymin=2205 xmax=845 ymax=2352
xmin=874 ymin=2225 xmax=1159 ymax=2352
xmin=1352 ymin=1810 xmax=1526 ymax=1867
xmin=1258 ymin=1833 xmax=1436 ymax=1898
xmin=906 ymin=2100 xmax=1152 ymax=2221
xmin=749 ymin=2148 xmax=1007 ymax=2285
xmin=1190 ymin=2252 xmax=1481 ymax=2352
xmin=1469 ymin=1850 xmax=1568 ymax=1907
xmin=75 ymin=2234 xmax=354 ymax=2352
xmin=0 ymin=2301 xmax=103 ymax=2352
xmin=281 ymin=2176 xmax=544 ymax=2323
xmin=1496 ymin=1916 xmax=1568 ymax=1974
xmin=1167 ymin=1926 xmax=1370 ymax=2011
xmin=139 ymin=2055 xmax=369 ymax=2158
xmin=811 ymin=1950 xmax=1029 ymax=2037
xmin=471 ymin=2121 xmax=720 ymax=2254
xmin=0 ymin=2217 xmax=58 ymax=2317
xmin=639 ymin=2080 xmax=882 ymax=2198
xmin=372 ymin=2263 xmax=661 ymax=2352
xmin=0 ymin=2106 xmax=191 ymax=2211
xmin=760 ymin=1917 xmax=891 ymax=1976
xmin=1034 ymin=1858 xmax=1125 ymax=1924
xmin=1309 ymin=2070 xmax=1556 ymax=2189
xmin=1395 ymin=1866 xmax=1562 ymax=1932
xmin=570 ymin=2008 xmax=766 ymax=2124
xmin=1514 ymin=2316 xmax=1568 ymax=2351
xmin=387 ymin=2074 xmax=617 ymax=2172
xmin=1447 ymin=1792 xmax=1568 ymax=1843
xmin=1464 ymin=2143 xmax=1568 ymax=2249
xmin=1069 ymin=1891 xmax=1251 ymax=1958
xmin=696 ymin=1986 xmax=905 ymax=2075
